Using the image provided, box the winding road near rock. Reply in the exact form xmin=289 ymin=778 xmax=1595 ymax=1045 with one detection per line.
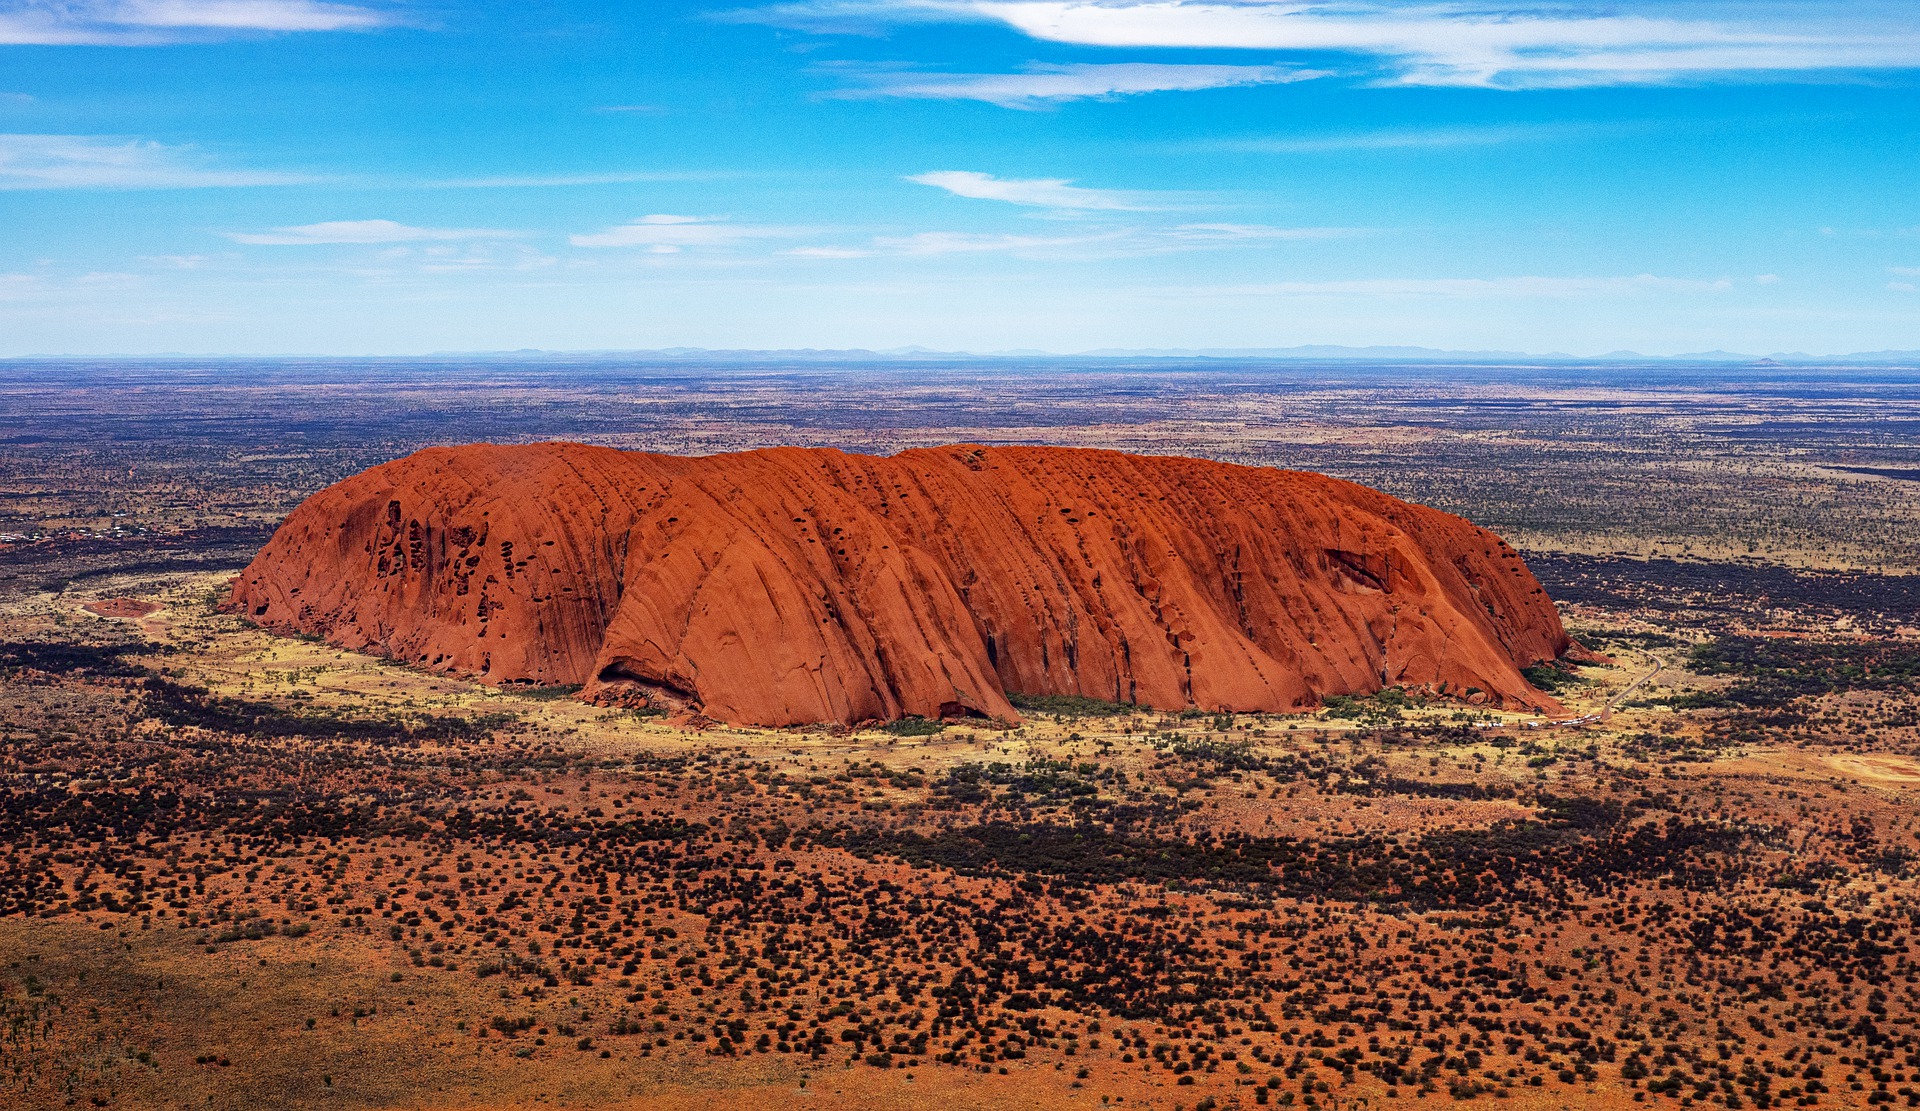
xmin=230 ymin=443 xmax=1574 ymax=727
xmin=1603 ymin=656 xmax=1668 ymax=720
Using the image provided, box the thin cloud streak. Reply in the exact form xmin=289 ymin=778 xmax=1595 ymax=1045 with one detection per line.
xmin=761 ymin=0 xmax=1920 ymax=88
xmin=569 ymin=215 xmax=805 ymax=251
xmin=991 ymin=0 xmax=1920 ymax=87
xmin=0 ymin=134 xmax=311 ymax=189
xmin=0 ymin=0 xmax=391 ymax=44
xmin=874 ymin=229 xmax=1126 ymax=255
xmin=1203 ymin=122 xmax=1629 ymax=154
xmin=0 ymin=142 xmax=734 ymax=191
xmin=1167 ymin=223 xmax=1362 ymax=242
xmin=827 ymin=61 xmax=1324 ymax=107
xmin=792 ymin=222 xmax=1366 ymax=259
xmin=420 ymin=172 xmax=732 ymax=189
xmin=908 ymin=170 xmax=1148 ymax=210
xmin=1199 ymin=275 xmax=1737 ymax=298
xmin=226 ymin=220 xmax=524 ymax=245
xmin=110 ymin=0 xmax=386 ymax=30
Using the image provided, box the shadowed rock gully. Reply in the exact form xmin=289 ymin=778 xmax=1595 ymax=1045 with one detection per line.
xmin=228 ymin=443 xmax=1571 ymax=726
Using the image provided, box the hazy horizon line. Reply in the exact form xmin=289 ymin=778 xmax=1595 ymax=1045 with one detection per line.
xmin=5 ymin=343 xmax=1920 ymax=366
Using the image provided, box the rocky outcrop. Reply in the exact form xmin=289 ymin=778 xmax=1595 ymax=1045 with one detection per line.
xmin=229 ymin=443 xmax=1572 ymax=726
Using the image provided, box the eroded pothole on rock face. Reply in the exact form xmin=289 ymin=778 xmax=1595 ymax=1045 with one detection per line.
xmin=937 ymin=700 xmax=992 ymax=721
xmin=587 ymin=661 xmax=700 ymax=717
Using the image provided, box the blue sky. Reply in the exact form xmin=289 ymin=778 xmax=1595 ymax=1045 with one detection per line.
xmin=1 ymin=0 xmax=1918 ymax=355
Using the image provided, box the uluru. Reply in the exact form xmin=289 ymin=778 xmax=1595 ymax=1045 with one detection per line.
xmin=228 ymin=443 xmax=1574 ymax=726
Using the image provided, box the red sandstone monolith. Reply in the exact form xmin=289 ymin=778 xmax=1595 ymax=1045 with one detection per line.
xmin=230 ymin=443 xmax=1572 ymax=725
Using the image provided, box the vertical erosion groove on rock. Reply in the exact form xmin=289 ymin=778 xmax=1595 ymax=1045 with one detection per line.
xmin=228 ymin=443 xmax=1573 ymax=726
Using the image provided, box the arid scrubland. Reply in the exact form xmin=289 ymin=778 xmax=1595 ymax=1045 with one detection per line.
xmin=4 ymin=360 xmax=1920 ymax=1110
xmin=4 ymin=567 xmax=1920 ymax=1110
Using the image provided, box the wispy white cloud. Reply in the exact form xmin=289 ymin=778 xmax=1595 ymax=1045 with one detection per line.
xmin=421 ymin=171 xmax=726 ymax=189
xmin=908 ymin=170 xmax=1148 ymax=210
xmin=785 ymin=245 xmax=877 ymax=258
xmin=1205 ymin=122 xmax=1620 ymax=154
xmin=1204 ymin=274 xmax=1736 ymax=298
xmin=0 ymin=134 xmax=690 ymax=194
xmin=827 ymin=61 xmax=1323 ymax=107
xmin=0 ymin=0 xmax=391 ymax=44
xmin=227 ymin=220 xmax=522 ymax=245
xmin=792 ymin=222 xmax=1364 ymax=259
xmin=383 ymin=242 xmax=558 ymax=273
xmin=1165 ymin=223 xmax=1362 ymax=243
xmin=759 ymin=0 xmax=1920 ymax=88
xmin=873 ymin=229 xmax=1124 ymax=255
xmin=0 ymin=273 xmax=40 ymax=300
xmin=110 ymin=0 xmax=385 ymax=30
xmin=0 ymin=134 xmax=310 ymax=189
xmin=568 ymin=214 xmax=802 ymax=251
xmin=74 ymin=270 xmax=140 ymax=287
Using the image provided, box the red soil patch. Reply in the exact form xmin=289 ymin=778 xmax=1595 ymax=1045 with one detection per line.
xmin=82 ymin=597 xmax=161 ymax=619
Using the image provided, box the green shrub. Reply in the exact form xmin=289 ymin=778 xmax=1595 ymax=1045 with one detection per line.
xmin=1007 ymin=692 xmax=1137 ymax=718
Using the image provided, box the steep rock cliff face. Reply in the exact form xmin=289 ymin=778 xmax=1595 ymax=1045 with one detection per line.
xmin=229 ymin=443 xmax=1571 ymax=725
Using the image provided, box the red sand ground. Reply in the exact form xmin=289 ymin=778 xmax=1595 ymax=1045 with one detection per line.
xmin=83 ymin=597 xmax=162 ymax=619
